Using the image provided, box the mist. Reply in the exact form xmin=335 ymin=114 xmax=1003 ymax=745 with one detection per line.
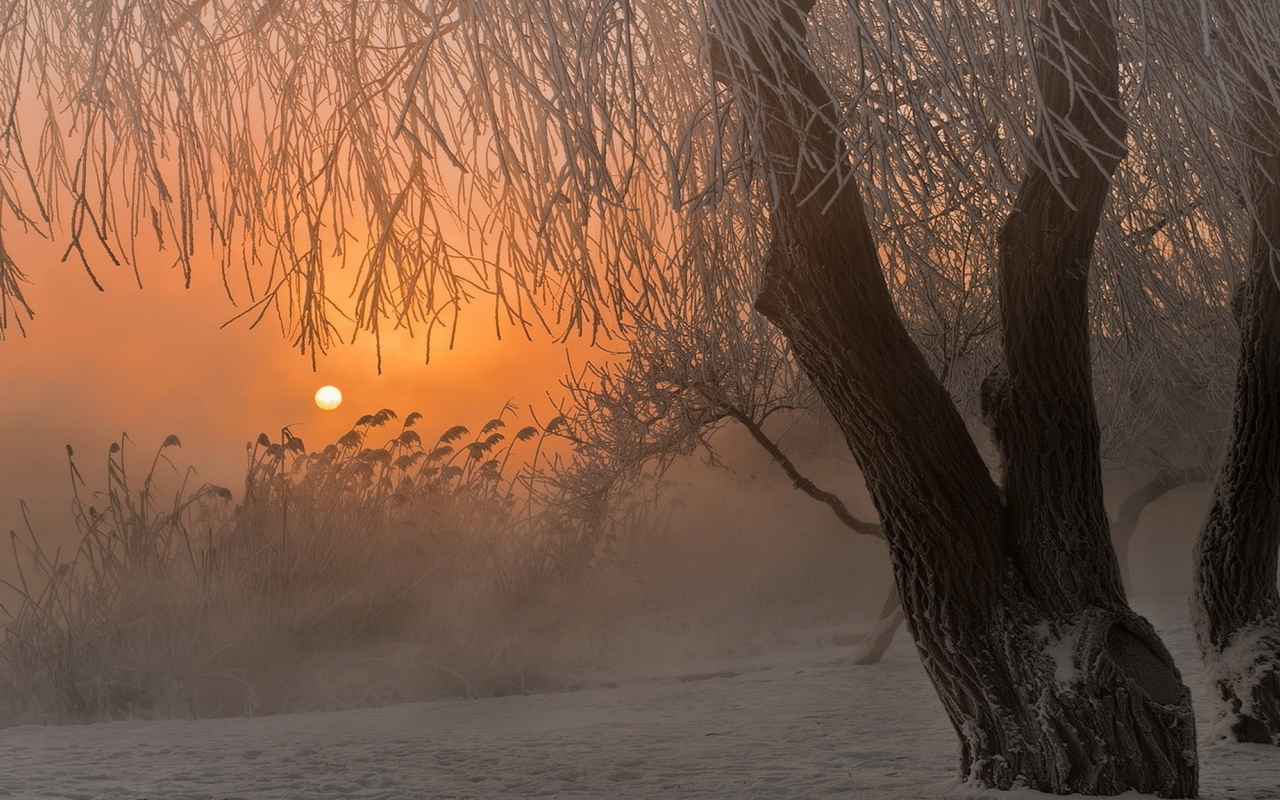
xmin=0 ymin=232 xmax=573 ymax=609
xmin=5 ymin=0 xmax=1280 ymax=795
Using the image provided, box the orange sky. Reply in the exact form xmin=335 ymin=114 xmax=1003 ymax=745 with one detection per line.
xmin=0 ymin=231 xmax=583 ymax=582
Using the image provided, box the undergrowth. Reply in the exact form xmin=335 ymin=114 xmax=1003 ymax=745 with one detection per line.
xmin=0 ymin=409 xmax=612 ymax=722
xmin=0 ymin=408 xmax=867 ymax=725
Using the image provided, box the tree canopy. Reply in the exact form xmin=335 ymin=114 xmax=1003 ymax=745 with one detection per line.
xmin=0 ymin=0 xmax=1263 ymax=367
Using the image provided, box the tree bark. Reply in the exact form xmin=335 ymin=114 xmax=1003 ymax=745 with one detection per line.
xmin=1192 ymin=1 xmax=1280 ymax=743
xmin=712 ymin=0 xmax=1196 ymax=793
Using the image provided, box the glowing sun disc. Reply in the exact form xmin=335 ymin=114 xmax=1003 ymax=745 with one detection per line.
xmin=314 ymin=385 xmax=343 ymax=411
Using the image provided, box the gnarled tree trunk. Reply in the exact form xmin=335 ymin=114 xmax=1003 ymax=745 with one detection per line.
xmin=1192 ymin=0 xmax=1280 ymax=745
xmin=712 ymin=0 xmax=1197 ymax=793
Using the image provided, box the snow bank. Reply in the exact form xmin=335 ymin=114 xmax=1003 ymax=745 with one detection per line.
xmin=2 ymin=597 xmax=1276 ymax=799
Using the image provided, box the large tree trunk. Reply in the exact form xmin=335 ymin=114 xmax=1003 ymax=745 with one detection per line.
xmin=1192 ymin=1 xmax=1280 ymax=744
xmin=712 ymin=0 xmax=1196 ymax=793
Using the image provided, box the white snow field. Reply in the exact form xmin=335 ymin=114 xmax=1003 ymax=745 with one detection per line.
xmin=3 ymin=597 xmax=1277 ymax=799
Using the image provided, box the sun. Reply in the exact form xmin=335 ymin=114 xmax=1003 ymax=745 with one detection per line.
xmin=314 ymin=385 xmax=343 ymax=411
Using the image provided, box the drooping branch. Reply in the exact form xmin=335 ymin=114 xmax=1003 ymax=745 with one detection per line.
xmin=722 ymin=404 xmax=882 ymax=539
xmin=1115 ymin=467 xmax=1217 ymax=540
xmin=854 ymin=587 xmax=904 ymax=666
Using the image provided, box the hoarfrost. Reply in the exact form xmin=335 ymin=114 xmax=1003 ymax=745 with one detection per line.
xmin=1203 ymin=620 xmax=1280 ymax=738
xmin=1035 ymin=621 xmax=1079 ymax=684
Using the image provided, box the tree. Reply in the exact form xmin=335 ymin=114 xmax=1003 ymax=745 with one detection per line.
xmin=3 ymin=0 xmax=1272 ymax=793
xmin=708 ymin=0 xmax=1194 ymax=793
xmin=1190 ymin=0 xmax=1280 ymax=746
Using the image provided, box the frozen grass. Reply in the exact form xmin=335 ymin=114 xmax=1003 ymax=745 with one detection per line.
xmin=0 ymin=410 xmax=576 ymax=722
xmin=0 ymin=410 xmax=868 ymax=725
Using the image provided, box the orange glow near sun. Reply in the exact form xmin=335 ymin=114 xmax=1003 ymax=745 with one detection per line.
xmin=0 ymin=228 xmax=582 ymax=603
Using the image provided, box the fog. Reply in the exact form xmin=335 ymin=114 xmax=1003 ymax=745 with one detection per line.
xmin=0 ymin=354 xmax=897 ymax=719
xmin=0 ymin=250 xmax=1231 ymax=800
xmin=0 ymin=243 xmax=900 ymax=721
xmin=0 ymin=232 xmax=573 ymax=613
xmin=1 ymin=277 xmax=1216 ymax=723
xmin=1124 ymin=482 xmax=1215 ymax=597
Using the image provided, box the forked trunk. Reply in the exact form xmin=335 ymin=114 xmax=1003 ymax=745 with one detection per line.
xmin=711 ymin=0 xmax=1196 ymax=793
xmin=1192 ymin=4 xmax=1280 ymax=739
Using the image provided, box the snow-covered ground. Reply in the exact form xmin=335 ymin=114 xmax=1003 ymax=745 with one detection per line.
xmin=4 ymin=597 xmax=1277 ymax=799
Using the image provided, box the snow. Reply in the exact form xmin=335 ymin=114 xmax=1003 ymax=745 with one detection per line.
xmin=3 ymin=597 xmax=1278 ymax=799
xmin=1035 ymin=621 xmax=1080 ymax=684
xmin=1201 ymin=618 xmax=1280 ymax=738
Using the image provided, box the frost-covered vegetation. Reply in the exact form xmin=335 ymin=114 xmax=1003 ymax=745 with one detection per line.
xmin=0 ymin=408 xmax=870 ymax=725
xmin=5 ymin=0 xmax=1280 ymax=791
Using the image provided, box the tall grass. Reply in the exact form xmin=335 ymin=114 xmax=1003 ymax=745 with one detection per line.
xmin=0 ymin=408 xmax=870 ymax=725
xmin=0 ymin=409 xmax=613 ymax=722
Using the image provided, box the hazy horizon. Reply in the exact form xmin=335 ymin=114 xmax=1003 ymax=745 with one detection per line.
xmin=0 ymin=229 xmax=581 ymax=608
